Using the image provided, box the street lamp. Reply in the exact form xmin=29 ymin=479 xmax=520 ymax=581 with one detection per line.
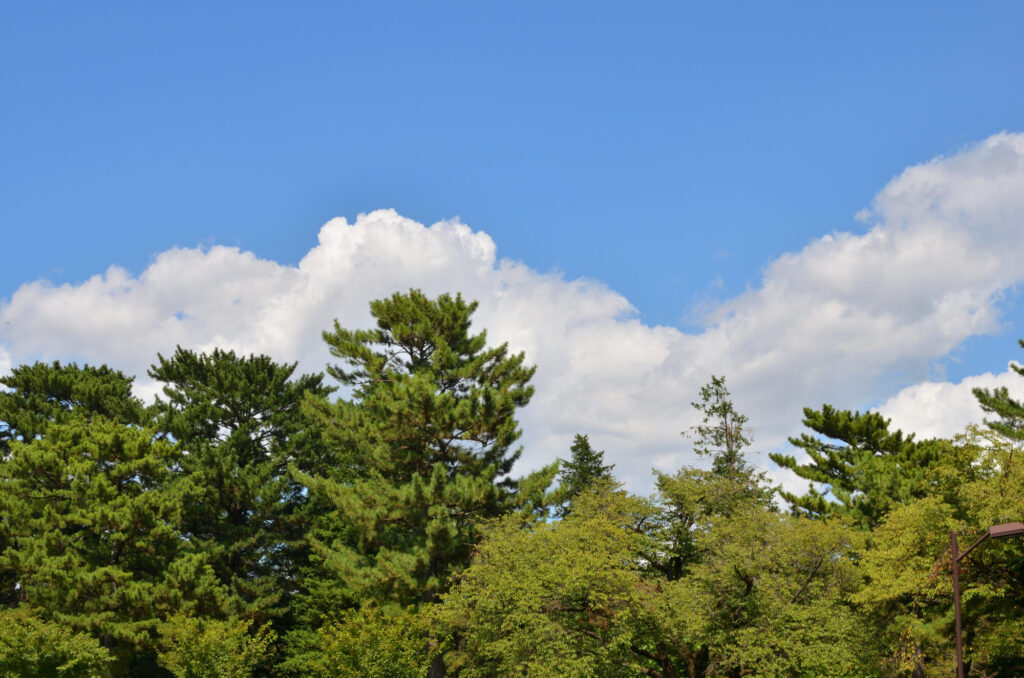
xmin=951 ymin=521 xmax=1024 ymax=678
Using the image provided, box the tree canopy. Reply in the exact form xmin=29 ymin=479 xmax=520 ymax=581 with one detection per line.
xmin=0 ymin=298 xmax=1022 ymax=677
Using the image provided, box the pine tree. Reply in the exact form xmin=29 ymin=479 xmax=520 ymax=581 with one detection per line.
xmin=148 ymin=348 xmax=332 ymax=626
xmin=769 ymin=405 xmax=939 ymax=529
xmin=295 ymin=290 xmax=548 ymax=608
xmin=556 ymin=434 xmax=615 ymax=517
xmin=0 ymin=361 xmax=145 ymax=451
xmin=973 ymin=338 xmax=1024 ymax=444
xmin=0 ymin=373 xmax=225 ymax=675
xmin=0 ymin=362 xmax=149 ymax=609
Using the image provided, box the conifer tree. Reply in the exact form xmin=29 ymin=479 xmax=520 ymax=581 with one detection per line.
xmin=0 ymin=388 xmax=224 ymax=674
xmin=688 ymin=375 xmax=751 ymax=477
xmin=555 ymin=434 xmax=615 ymax=517
xmin=0 ymin=361 xmax=145 ymax=451
xmin=296 ymin=290 xmax=547 ymax=608
xmin=973 ymin=338 xmax=1024 ymax=444
xmin=0 ymin=362 xmax=149 ymax=608
xmin=148 ymin=348 xmax=332 ymax=626
xmin=770 ymin=405 xmax=938 ymax=529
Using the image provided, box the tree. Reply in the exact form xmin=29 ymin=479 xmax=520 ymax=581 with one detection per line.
xmin=0 ymin=412 xmax=225 ymax=675
xmin=688 ymin=375 xmax=751 ymax=477
xmin=298 ymin=606 xmax=434 ymax=678
xmin=0 ymin=362 xmax=149 ymax=608
xmin=0 ymin=361 xmax=144 ymax=451
xmin=148 ymin=348 xmax=333 ymax=626
xmin=770 ymin=405 xmax=939 ymax=529
xmin=973 ymin=338 xmax=1024 ymax=444
xmin=440 ymin=488 xmax=673 ymax=677
xmin=157 ymin=614 xmax=276 ymax=678
xmin=670 ymin=506 xmax=872 ymax=677
xmin=295 ymin=290 xmax=553 ymax=608
xmin=0 ymin=607 xmax=113 ymax=677
xmin=555 ymin=434 xmax=616 ymax=517
xmin=654 ymin=376 xmax=774 ymax=581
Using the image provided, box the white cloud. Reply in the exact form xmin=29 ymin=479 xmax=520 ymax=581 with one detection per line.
xmin=3 ymin=133 xmax=1024 ymax=492
xmin=0 ymin=346 xmax=10 ymax=380
xmin=878 ymin=365 xmax=1024 ymax=441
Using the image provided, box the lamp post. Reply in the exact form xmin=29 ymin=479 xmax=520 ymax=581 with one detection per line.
xmin=951 ymin=521 xmax=1024 ymax=678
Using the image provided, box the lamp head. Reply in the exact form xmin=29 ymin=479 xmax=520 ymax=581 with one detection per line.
xmin=989 ymin=522 xmax=1024 ymax=539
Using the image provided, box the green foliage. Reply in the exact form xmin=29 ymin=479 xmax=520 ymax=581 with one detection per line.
xmin=300 ymin=605 xmax=433 ymax=678
xmin=555 ymin=433 xmax=616 ymax=517
xmin=688 ymin=375 xmax=751 ymax=476
xmin=441 ymin=488 xmax=670 ymax=677
xmin=149 ymin=347 xmax=332 ymax=624
xmin=0 ymin=362 xmax=147 ymax=607
xmin=0 ymin=362 xmax=225 ymax=673
xmin=676 ymin=508 xmax=873 ymax=677
xmin=770 ymin=405 xmax=938 ymax=529
xmin=157 ymin=614 xmax=275 ymax=678
xmin=3 ymin=299 xmax=1024 ymax=677
xmin=0 ymin=361 xmax=144 ymax=449
xmin=0 ymin=607 xmax=113 ymax=677
xmin=296 ymin=289 xmax=541 ymax=607
xmin=855 ymin=428 xmax=1024 ymax=676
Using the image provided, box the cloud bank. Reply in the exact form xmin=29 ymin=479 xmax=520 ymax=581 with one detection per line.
xmin=3 ymin=133 xmax=1024 ymax=491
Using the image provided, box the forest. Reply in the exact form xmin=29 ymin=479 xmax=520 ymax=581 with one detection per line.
xmin=0 ymin=288 xmax=1022 ymax=678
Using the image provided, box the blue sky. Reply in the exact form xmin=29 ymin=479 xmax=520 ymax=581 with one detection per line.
xmin=4 ymin=2 xmax=1024 ymax=489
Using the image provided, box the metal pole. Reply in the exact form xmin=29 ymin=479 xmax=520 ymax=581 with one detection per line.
xmin=952 ymin=529 xmax=964 ymax=678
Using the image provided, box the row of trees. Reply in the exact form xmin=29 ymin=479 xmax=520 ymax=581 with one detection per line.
xmin=0 ymin=290 xmax=1021 ymax=676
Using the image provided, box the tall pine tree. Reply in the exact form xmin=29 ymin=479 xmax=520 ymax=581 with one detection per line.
xmin=296 ymin=290 xmax=550 ymax=608
xmin=0 ymin=362 xmax=224 ymax=675
xmin=148 ymin=347 xmax=332 ymax=626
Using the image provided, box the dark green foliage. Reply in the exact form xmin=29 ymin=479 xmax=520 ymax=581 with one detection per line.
xmin=148 ymin=347 xmax=333 ymax=625
xmin=555 ymin=433 xmax=615 ymax=517
xmin=0 ymin=361 xmax=144 ymax=452
xmin=0 ymin=413 xmax=224 ymax=674
xmin=973 ymin=338 xmax=1024 ymax=443
xmin=770 ymin=405 xmax=939 ymax=529
xmin=296 ymin=290 xmax=540 ymax=607
xmin=0 ymin=362 xmax=147 ymax=608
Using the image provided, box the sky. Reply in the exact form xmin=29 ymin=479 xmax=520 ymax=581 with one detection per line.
xmin=3 ymin=2 xmax=1024 ymax=493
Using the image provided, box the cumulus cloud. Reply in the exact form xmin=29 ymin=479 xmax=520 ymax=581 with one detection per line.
xmin=3 ymin=133 xmax=1024 ymax=491
xmin=878 ymin=365 xmax=1024 ymax=441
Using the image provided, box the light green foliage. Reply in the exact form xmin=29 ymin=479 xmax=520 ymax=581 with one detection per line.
xmin=853 ymin=497 xmax=956 ymax=676
xmin=555 ymin=433 xmax=616 ymax=517
xmin=149 ymin=348 xmax=332 ymax=625
xmin=157 ymin=614 xmax=275 ymax=678
xmin=681 ymin=508 xmax=872 ymax=677
xmin=856 ymin=428 xmax=1024 ymax=676
xmin=0 ymin=607 xmax=113 ymax=677
xmin=296 ymin=290 xmax=543 ymax=606
xmin=302 ymin=605 xmax=433 ymax=678
xmin=770 ymin=405 xmax=939 ymax=529
xmin=441 ymin=488 xmax=672 ymax=677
